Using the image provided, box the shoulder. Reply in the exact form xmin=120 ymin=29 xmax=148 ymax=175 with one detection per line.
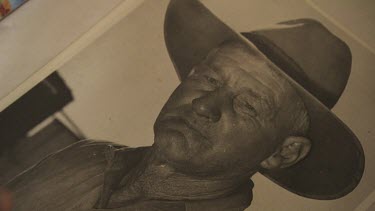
xmin=6 ymin=140 xmax=120 ymax=185
xmin=5 ymin=140 xmax=131 ymax=189
xmin=5 ymin=140 xmax=135 ymax=210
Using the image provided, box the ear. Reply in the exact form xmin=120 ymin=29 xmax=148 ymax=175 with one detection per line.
xmin=260 ymin=136 xmax=311 ymax=169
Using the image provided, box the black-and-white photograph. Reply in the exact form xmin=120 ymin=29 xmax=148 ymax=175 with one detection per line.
xmin=0 ymin=0 xmax=374 ymax=210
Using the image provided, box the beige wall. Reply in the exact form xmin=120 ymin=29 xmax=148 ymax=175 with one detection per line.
xmin=58 ymin=0 xmax=375 ymax=210
xmin=0 ymin=0 xmax=123 ymax=102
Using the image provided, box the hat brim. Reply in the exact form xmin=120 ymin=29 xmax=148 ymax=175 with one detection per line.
xmin=164 ymin=0 xmax=364 ymax=199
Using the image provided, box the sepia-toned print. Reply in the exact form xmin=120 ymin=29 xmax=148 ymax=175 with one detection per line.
xmin=1 ymin=0 xmax=372 ymax=210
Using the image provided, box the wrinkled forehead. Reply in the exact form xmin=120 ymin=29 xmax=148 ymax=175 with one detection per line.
xmin=203 ymin=41 xmax=293 ymax=95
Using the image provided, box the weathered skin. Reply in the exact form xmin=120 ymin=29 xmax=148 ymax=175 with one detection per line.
xmin=5 ymin=41 xmax=309 ymax=211
xmin=154 ymin=41 xmax=309 ymax=176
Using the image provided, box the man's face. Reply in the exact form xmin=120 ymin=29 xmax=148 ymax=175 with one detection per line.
xmin=154 ymin=41 xmax=302 ymax=176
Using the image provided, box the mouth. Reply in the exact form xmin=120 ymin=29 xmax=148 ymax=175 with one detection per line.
xmin=157 ymin=115 xmax=208 ymax=140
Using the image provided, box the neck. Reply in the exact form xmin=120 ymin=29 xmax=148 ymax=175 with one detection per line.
xmin=107 ymin=147 xmax=255 ymax=207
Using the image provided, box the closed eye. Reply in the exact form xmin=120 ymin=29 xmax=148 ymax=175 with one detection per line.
xmin=204 ymin=75 xmax=221 ymax=87
xmin=233 ymin=94 xmax=258 ymax=118
xmin=240 ymin=101 xmax=257 ymax=117
xmin=243 ymin=102 xmax=257 ymax=117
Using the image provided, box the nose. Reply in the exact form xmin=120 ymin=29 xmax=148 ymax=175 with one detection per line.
xmin=192 ymin=91 xmax=227 ymax=122
xmin=192 ymin=97 xmax=221 ymax=122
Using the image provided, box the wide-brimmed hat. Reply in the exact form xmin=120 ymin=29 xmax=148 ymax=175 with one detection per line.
xmin=164 ymin=0 xmax=364 ymax=200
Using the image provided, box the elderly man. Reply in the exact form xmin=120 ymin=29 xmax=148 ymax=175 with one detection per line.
xmin=4 ymin=0 xmax=364 ymax=210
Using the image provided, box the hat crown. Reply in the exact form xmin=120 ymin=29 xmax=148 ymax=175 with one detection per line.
xmin=242 ymin=19 xmax=352 ymax=108
xmin=165 ymin=1 xmax=351 ymax=109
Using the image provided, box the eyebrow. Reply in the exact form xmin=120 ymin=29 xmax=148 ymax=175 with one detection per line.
xmin=241 ymin=88 xmax=260 ymax=98
xmin=244 ymin=85 xmax=277 ymax=106
xmin=203 ymin=52 xmax=279 ymax=102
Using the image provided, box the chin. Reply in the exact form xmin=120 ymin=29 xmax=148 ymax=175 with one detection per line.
xmin=153 ymin=126 xmax=229 ymax=175
xmin=155 ymin=142 xmax=221 ymax=175
xmin=154 ymin=129 xmax=190 ymax=161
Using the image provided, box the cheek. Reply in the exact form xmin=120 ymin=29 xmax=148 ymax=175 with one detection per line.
xmin=211 ymin=123 xmax=272 ymax=167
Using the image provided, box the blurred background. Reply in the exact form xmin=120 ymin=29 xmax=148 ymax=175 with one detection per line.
xmin=0 ymin=0 xmax=28 ymax=20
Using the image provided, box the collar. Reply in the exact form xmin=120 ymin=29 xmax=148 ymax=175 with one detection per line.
xmin=94 ymin=145 xmax=253 ymax=210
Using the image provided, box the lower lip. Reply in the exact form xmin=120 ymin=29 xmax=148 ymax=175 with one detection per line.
xmin=157 ymin=117 xmax=211 ymax=147
xmin=159 ymin=117 xmax=202 ymax=135
xmin=160 ymin=118 xmax=189 ymax=129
